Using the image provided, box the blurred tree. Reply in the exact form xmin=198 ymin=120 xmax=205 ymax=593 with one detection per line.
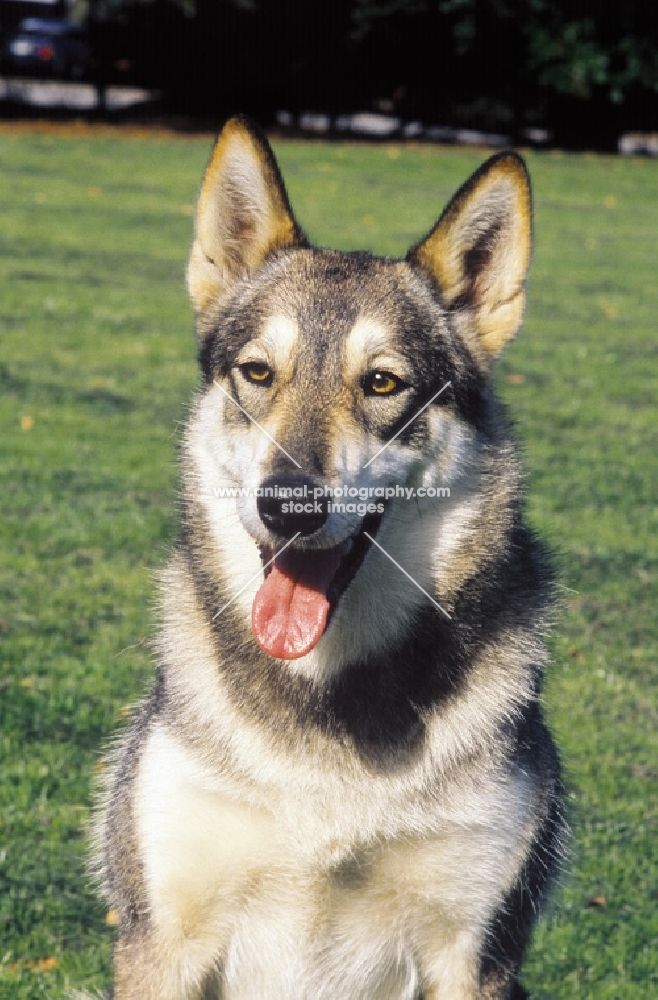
xmin=79 ymin=0 xmax=658 ymax=147
xmin=353 ymin=0 xmax=658 ymax=144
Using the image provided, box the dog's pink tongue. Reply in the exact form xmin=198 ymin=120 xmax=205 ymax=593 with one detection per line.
xmin=252 ymin=549 xmax=342 ymax=660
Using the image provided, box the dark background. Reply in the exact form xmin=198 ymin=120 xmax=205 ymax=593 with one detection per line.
xmin=2 ymin=0 xmax=658 ymax=150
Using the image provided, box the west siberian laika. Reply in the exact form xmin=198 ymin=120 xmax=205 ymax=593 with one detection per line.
xmin=94 ymin=116 xmax=564 ymax=1000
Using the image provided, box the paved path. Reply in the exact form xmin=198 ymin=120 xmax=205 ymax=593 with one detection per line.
xmin=0 ymin=77 xmax=157 ymax=111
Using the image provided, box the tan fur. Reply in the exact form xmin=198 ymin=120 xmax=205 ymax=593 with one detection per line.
xmin=236 ymin=314 xmax=300 ymax=381
xmin=187 ymin=118 xmax=300 ymax=318
xmin=410 ymin=154 xmax=532 ymax=367
xmin=343 ymin=317 xmax=414 ymax=385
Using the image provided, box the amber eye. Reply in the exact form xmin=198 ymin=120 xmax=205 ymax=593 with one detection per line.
xmin=364 ymin=371 xmax=404 ymax=396
xmin=240 ymin=362 xmax=273 ymax=386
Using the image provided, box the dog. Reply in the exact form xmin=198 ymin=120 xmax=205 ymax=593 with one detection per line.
xmin=93 ymin=116 xmax=564 ymax=999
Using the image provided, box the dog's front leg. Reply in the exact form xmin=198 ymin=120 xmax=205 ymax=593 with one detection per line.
xmin=420 ymin=940 xmax=527 ymax=1000
xmin=104 ymin=723 xmax=281 ymax=999
xmin=112 ymin=923 xmax=224 ymax=1000
xmin=417 ymin=927 xmax=483 ymax=1000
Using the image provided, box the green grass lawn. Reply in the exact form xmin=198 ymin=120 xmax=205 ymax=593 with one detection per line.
xmin=0 ymin=127 xmax=656 ymax=999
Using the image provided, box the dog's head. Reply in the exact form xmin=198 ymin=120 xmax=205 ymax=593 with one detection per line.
xmin=186 ymin=116 xmax=532 ymax=663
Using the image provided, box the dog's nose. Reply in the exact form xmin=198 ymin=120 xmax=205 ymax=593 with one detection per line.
xmin=257 ymin=474 xmax=328 ymax=538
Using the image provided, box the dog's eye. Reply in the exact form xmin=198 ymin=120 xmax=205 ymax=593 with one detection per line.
xmin=364 ymin=371 xmax=405 ymax=396
xmin=240 ymin=362 xmax=273 ymax=387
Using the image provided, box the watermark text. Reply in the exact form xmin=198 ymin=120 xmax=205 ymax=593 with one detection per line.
xmin=212 ymin=483 xmax=450 ymax=501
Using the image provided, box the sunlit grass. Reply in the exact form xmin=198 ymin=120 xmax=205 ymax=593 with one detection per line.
xmin=0 ymin=129 xmax=656 ymax=998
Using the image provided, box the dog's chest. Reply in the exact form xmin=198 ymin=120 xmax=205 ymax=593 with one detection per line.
xmin=135 ymin=724 xmax=528 ymax=997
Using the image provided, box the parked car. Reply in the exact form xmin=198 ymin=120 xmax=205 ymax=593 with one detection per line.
xmin=2 ymin=19 xmax=94 ymax=80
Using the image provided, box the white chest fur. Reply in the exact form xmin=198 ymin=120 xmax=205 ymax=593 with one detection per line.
xmin=134 ymin=725 xmax=534 ymax=999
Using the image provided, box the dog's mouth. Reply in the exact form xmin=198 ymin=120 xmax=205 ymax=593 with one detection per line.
xmin=251 ymin=510 xmax=385 ymax=660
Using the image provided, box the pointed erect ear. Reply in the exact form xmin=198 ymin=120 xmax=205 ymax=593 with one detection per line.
xmin=408 ymin=152 xmax=532 ymax=368
xmin=187 ymin=115 xmax=305 ymax=318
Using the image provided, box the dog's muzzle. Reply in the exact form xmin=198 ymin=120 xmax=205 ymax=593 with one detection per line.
xmin=257 ymin=474 xmax=328 ymax=539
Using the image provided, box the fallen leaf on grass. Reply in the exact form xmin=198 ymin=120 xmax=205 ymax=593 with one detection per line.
xmin=20 ymin=415 xmax=34 ymax=431
xmin=586 ymin=895 xmax=607 ymax=908
xmin=32 ymin=957 xmax=58 ymax=972
xmin=8 ymin=957 xmax=59 ymax=973
xmin=505 ymin=374 xmax=525 ymax=385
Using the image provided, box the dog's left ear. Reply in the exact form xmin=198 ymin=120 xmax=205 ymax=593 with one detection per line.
xmin=188 ymin=115 xmax=305 ymax=320
xmin=408 ymin=152 xmax=532 ymax=369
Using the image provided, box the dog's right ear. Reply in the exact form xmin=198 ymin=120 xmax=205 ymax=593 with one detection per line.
xmin=187 ymin=116 xmax=304 ymax=320
xmin=408 ymin=152 xmax=532 ymax=371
